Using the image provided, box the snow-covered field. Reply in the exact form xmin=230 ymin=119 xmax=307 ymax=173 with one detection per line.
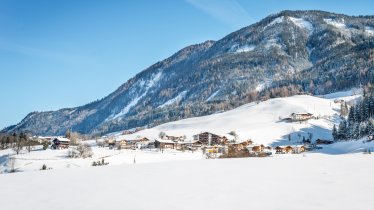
xmin=1 ymin=90 xmax=371 ymax=209
xmin=1 ymin=91 xmax=366 ymax=174
xmin=0 ymin=145 xmax=204 ymax=173
xmin=1 ymin=153 xmax=374 ymax=210
xmin=123 ymin=94 xmax=341 ymax=146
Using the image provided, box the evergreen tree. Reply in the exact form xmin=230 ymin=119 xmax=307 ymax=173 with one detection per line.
xmin=367 ymin=120 xmax=374 ymax=139
xmin=359 ymin=122 xmax=367 ymax=137
xmin=348 ymin=106 xmax=355 ymax=124
xmin=353 ymin=104 xmax=359 ymax=123
xmin=338 ymin=119 xmax=348 ymax=140
xmin=351 ymin=123 xmax=360 ymax=139
xmin=340 ymin=102 xmax=348 ymax=117
xmin=332 ymin=124 xmax=338 ymax=141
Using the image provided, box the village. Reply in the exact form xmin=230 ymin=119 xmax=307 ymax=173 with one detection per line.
xmin=42 ymin=112 xmax=336 ymax=161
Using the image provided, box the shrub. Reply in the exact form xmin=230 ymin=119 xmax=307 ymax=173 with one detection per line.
xmin=92 ymin=158 xmax=109 ymax=167
xmin=41 ymin=164 xmax=47 ymax=170
xmin=42 ymin=141 xmax=50 ymax=150
xmin=96 ymin=139 xmax=105 ymax=147
xmin=68 ymin=143 xmax=93 ymax=158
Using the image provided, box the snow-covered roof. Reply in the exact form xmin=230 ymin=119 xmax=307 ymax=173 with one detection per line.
xmin=291 ymin=112 xmax=313 ymax=115
xmin=53 ymin=137 xmax=70 ymax=142
xmin=155 ymin=138 xmax=175 ymax=144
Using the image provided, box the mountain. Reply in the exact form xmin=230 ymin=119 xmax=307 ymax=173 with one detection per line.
xmin=3 ymin=10 xmax=374 ymax=136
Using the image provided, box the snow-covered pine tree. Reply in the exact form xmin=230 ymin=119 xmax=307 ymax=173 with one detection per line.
xmin=348 ymin=106 xmax=355 ymax=124
xmin=351 ymin=123 xmax=360 ymax=139
xmin=332 ymin=124 xmax=338 ymax=141
xmin=359 ymin=122 xmax=367 ymax=137
xmin=354 ymin=104 xmax=361 ymax=124
xmin=369 ymin=96 xmax=374 ymax=117
xmin=338 ymin=119 xmax=348 ymax=140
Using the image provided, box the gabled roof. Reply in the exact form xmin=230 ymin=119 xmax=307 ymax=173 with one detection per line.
xmin=53 ymin=137 xmax=70 ymax=142
xmin=154 ymin=138 xmax=175 ymax=144
xmin=291 ymin=112 xmax=313 ymax=116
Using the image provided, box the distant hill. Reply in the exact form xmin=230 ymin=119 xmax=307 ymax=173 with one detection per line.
xmin=118 ymin=94 xmax=342 ymax=146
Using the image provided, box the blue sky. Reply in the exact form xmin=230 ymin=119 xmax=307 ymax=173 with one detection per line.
xmin=0 ymin=0 xmax=373 ymax=129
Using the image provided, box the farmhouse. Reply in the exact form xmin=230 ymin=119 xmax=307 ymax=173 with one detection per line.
xmin=284 ymin=145 xmax=294 ymax=153
xmin=275 ymin=146 xmax=284 ymax=154
xmin=37 ymin=136 xmax=56 ymax=143
xmin=247 ymin=144 xmax=264 ymax=153
xmin=230 ymin=139 xmax=253 ymax=151
xmin=289 ymin=113 xmax=313 ymax=121
xmin=117 ymin=137 xmax=150 ymax=149
xmin=51 ymin=137 xmax=70 ymax=149
xmin=155 ymin=139 xmax=176 ymax=149
xmin=175 ymin=140 xmax=203 ymax=150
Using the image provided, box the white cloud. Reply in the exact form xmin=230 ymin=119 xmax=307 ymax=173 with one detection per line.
xmin=186 ymin=0 xmax=251 ymax=28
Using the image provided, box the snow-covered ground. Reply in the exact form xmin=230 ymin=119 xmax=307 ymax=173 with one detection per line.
xmin=1 ymin=153 xmax=373 ymax=210
xmin=0 ymin=145 xmax=204 ymax=173
xmin=1 ymin=90 xmax=373 ymax=209
xmin=1 ymin=90 xmax=366 ymax=174
xmin=123 ymin=94 xmax=341 ymax=146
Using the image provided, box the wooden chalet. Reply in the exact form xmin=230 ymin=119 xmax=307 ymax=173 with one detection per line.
xmin=118 ymin=137 xmax=150 ymax=149
xmin=247 ymin=144 xmax=265 ymax=153
xmin=284 ymin=145 xmax=294 ymax=153
xmin=290 ymin=113 xmax=313 ymax=121
xmin=155 ymin=139 xmax=175 ymax=149
xmin=230 ymin=139 xmax=253 ymax=151
xmin=175 ymin=140 xmax=203 ymax=150
xmin=275 ymin=146 xmax=284 ymax=154
xmin=51 ymin=137 xmax=70 ymax=149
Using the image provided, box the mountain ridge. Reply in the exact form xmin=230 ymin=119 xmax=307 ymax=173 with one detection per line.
xmin=3 ymin=10 xmax=374 ymax=135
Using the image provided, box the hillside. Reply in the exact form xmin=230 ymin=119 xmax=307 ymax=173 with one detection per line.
xmin=120 ymin=94 xmax=349 ymax=146
xmin=3 ymin=10 xmax=374 ymax=136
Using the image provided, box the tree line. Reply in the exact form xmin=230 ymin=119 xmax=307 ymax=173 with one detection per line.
xmin=333 ymin=85 xmax=374 ymax=141
xmin=0 ymin=132 xmax=42 ymax=154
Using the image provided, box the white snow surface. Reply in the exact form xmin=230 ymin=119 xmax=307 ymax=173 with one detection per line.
xmin=365 ymin=26 xmax=374 ymax=36
xmin=320 ymin=88 xmax=363 ymax=104
xmin=235 ymin=44 xmax=255 ymax=53
xmin=0 ymin=145 xmax=204 ymax=173
xmin=1 ymin=91 xmax=374 ymax=209
xmin=288 ymin=17 xmax=313 ymax=33
xmin=158 ymin=91 xmax=187 ymax=108
xmin=206 ymin=90 xmax=220 ymax=102
xmin=264 ymin=38 xmax=283 ymax=49
xmin=1 ymin=153 xmax=374 ymax=210
xmin=324 ymin=18 xmax=347 ymax=29
xmin=264 ymin=16 xmax=284 ymax=29
xmin=123 ymin=95 xmax=340 ymax=145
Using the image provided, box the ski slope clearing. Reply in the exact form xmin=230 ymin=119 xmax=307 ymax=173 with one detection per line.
xmin=0 ymin=153 xmax=373 ymax=210
xmin=123 ymin=95 xmax=340 ymax=146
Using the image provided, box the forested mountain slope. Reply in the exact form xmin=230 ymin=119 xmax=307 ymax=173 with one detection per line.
xmin=3 ymin=10 xmax=374 ymax=135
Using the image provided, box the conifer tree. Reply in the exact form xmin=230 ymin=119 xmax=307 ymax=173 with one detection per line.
xmin=332 ymin=124 xmax=338 ymax=141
